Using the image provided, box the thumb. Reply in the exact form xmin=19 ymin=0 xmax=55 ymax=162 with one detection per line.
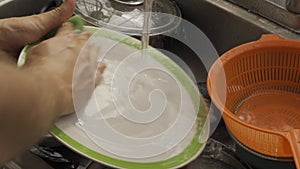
xmin=30 ymin=0 xmax=76 ymax=34
xmin=1 ymin=0 xmax=76 ymax=52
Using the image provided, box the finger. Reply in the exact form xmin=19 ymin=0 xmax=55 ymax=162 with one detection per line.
xmin=94 ymin=63 xmax=106 ymax=86
xmin=73 ymin=42 xmax=101 ymax=110
xmin=26 ymin=0 xmax=76 ymax=36
xmin=98 ymin=63 xmax=106 ymax=73
xmin=77 ymin=31 xmax=92 ymax=44
xmin=55 ymin=22 xmax=74 ymax=37
xmin=94 ymin=71 xmax=102 ymax=87
xmin=2 ymin=0 xmax=76 ymax=47
xmin=73 ymin=31 xmax=91 ymax=52
xmin=95 ymin=63 xmax=106 ymax=86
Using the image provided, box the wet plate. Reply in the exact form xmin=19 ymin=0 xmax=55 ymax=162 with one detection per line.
xmin=18 ymin=26 xmax=209 ymax=169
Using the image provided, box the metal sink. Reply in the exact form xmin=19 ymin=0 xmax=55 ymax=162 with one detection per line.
xmin=162 ymin=0 xmax=300 ymax=82
xmin=1 ymin=0 xmax=300 ymax=82
xmin=1 ymin=0 xmax=299 ymax=168
xmin=0 ymin=0 xmax=58 ymax=18
xmin=175 ymin=0 xmax=300 ymax=55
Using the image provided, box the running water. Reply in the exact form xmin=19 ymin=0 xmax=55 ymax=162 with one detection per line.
xmin=141 ymin=0 xmax=154 ymax=51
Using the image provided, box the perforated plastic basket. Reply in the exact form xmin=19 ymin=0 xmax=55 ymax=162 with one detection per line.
xmin=207 ymin=34 xmax=300 ymax=168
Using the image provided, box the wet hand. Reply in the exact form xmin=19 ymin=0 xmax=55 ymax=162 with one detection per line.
xmin=24 ymin=23 xmax=105 ymax=116
xmin=0 ymin=0 xmax=75 ymax=60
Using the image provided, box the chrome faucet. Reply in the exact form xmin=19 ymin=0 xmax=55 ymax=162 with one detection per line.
xmin=286 ymin=0 xmax=300 ymax=13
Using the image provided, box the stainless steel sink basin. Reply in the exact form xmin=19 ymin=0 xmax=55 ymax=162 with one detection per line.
xmin=0 ymin=0 xmax=58 ymax=18
xmin=175 ymin=0 xmax=300 ymax=54
xmin=1 ymin=0 xmax=299 ymax=168
xmin=1 ymin=0 xmax=300 ymax=82
xmin=167 ymin=0 xmax=300 ymax=82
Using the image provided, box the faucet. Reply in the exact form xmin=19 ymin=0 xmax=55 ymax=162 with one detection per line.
xmin=286 ymin=0 xmax=300 ymax=13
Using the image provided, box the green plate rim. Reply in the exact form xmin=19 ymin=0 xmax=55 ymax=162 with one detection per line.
xmin=19 ymin=26 xmax=208 ymax=169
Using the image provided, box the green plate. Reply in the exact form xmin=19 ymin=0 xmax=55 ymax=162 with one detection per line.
xmin=18 ymin=26 xmax=209 ymax=169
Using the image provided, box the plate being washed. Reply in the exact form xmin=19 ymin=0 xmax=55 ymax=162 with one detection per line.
xmin=18 ymin=26 xmax=209 ymax=169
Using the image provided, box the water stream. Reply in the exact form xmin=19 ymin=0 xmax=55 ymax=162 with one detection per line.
xmin=141 ymin=0 xmax=154 ymax=50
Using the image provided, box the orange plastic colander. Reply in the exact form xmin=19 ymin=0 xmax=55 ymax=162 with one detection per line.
xmin=207 ymin=34 xmax=300 ymax=168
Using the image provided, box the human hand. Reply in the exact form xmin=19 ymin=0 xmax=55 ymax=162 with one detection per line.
xmin=0 ymin=0 xmax=75 ymax=60
xmin=23 ymin=23 xmax=105 ymax=116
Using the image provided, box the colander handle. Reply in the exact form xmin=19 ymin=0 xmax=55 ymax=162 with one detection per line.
xmin=258 ymin=34 xmax=285 ymax=41
xmin=287 ymin=129 xmax=300 ymax=169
